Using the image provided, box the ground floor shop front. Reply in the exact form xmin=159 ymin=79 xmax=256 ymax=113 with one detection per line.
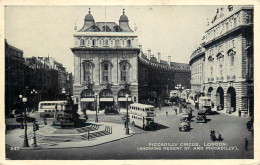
xmin=73 ymin=84 xmax=138 ymax=112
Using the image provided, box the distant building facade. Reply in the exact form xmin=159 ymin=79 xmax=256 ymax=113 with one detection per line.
xmin=138 ymin=51 xmax=190 ymax=104
xmin=5 ymin=40 xmax=73 ymax=114
xmin=190 ymin=5 xmax=253 ymax=116
xmin=5 ymin=39 xmax=25 ymax=114
xmin=189 ymin=46 xmax=205 ymax=101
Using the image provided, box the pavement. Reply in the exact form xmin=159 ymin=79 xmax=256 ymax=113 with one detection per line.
xmin=6 ymin=105 xmax=254 ymax=159
xmin=5 ymin=109 xmax=133 ymax=150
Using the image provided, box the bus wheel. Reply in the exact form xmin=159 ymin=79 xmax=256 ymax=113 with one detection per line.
xmin=132 ymin=122 xmax=135 ymax=127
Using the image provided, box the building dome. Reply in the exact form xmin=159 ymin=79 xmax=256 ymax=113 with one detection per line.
xmin=119 ymin=9 xmax=128 ymax=21
xmin=84 ymin=9 xmax=94 ymax=21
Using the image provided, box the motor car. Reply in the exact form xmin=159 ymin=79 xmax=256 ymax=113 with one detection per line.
xmin=246 ymin=118 xmax=254 ymax=131
xmin=164 ymin=100 xmax=172 ymax=106
xmin=16 ymin=115 xmax=36 ymax=123
xmin=105 ymin=107 xmax=119 ymax=114
xmin=210 ymin=131 xmax=222 ymax=141
xmin=196 ymin=111 xmax=207 ymax=123
xmin=179 ymin=121 xmax=190 ymax=131
xmin=181 ymin=113 xmax=190 ymax=122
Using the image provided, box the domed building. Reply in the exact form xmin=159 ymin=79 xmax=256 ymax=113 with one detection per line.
xmin=72 ymin=9 xmax=191 ymax=112
xmin=72 ymin=9 xmax=139 ymax=111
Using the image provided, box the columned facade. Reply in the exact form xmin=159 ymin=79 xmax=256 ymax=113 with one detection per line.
xmin=191 ymin=6 xmax=253 ymax=117
xmin=72 ymin=9 xmax=139 ymax=112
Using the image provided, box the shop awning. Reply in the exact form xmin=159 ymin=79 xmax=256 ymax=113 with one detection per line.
xmin=100 ymin=98 xmax=114 ymax=102
xmin=81 ymin=98 xmax=95 ymax=102
xmin=118 ymin=97 xmax=132 ymax=101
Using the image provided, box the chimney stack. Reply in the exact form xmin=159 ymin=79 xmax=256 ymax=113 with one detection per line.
xmin=168 ymin=56 xmax=171 ymax=65
xmin=74 ymin=23 xmax=77 ymax=31
xmin=138 ymin=44 xmax=142 ymax=51
xmin=158 ymin=52 xmax=161 ymax=62
xmin=147 ymin=49 xmax=151 ymax=60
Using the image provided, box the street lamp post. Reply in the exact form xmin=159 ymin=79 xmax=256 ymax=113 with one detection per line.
xmin=19 ymin=94 xmax=23 ymax=129
xmin=95 ymin=92 xmax=98 ymax=122
xmin=22 ymin=97 xmax=29 ymax=147
xmin=31 ymin=89 xmax=37 ymax=112
xmin=125 ymin=94 xmax=129 ymax=135
xmin=175 ymin=84 xmax=185 ymax=114
xmin=62 ymin=88 xmax=66 ymax=100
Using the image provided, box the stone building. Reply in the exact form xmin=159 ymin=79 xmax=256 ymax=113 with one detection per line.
xmin=197 ymin=5 xmax=253 ymax=116
xmin=72 ymin=9 xmax=191 ymax=111
xmin=5 ymin=39 xmax=25 ymax=115
xmin=71 ymin=9 xmax=139 ymax=110
xmin=189 ymin=46 xmax=205 ymax=101
xmin=138 ymin=51 xmax=190 ymax=104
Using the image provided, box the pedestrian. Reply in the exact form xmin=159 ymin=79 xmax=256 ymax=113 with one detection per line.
xmin=124 ymin=120 xmax=127 ymax=128
xmin=166 ymin=110 xmax=168 ymax=117
xmin=44 ymin=118 xmax=47 ymax=125
xmin=210 ymin=128 xmax=215 ymax=135
xmin=30 ymin=138 xmax=34 ymax=148
xmin=238 ymin=109 xmax=241 ymax=117
xmin=174 ymin=108 xmax=177 ymax=115
xmin=244 ymin=138 xmax=248 ymax=151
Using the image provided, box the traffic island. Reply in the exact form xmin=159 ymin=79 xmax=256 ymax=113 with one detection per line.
xmin=5 ymin=122 xmax=133 ymax=150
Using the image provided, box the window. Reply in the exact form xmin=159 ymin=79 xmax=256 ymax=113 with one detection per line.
xmin=115 ymin=40 xmax=120 ymax=47
xmin=218 ymin=56 xmax=224 ymax=78
xmin=232 ymin=40 xmax=235 ymax=48
xmin=80 ymin=39 xmax=85 ymax=47
xmin=127 ymin=40 xmax=131 ymax=47
xmin=101 ymin=62 xmax=111 ymax=83
xmin=104 ymin=39 xmax=109 ymax=47
xmin=103 ymin=63 xmax=108 ymax=82
xmin=226 ymin=22 xmax=229 ymax=31
xmin=83 ymin=63 xmax=92 ymax=82
xmin=120 ymin=62 xmax=130 ymax=82
xmin=92 ymin=39 xmax=97 ymax=47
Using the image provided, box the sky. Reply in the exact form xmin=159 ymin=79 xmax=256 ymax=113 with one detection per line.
xmin=5 ymin=5 xmax=221 ymax=73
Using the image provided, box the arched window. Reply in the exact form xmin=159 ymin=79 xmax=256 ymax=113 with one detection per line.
xmin=208 ymin=56 xmax=214 ymax=79
xmin=226 ymin=22 xmax=229 ymax=31
xmin=227 ymin=49 xmax=236 ymax=76
xmin=104 ymin=39 xmax=109 ymax=47
xmin=120 ymin=61 xmax=130 ymax=83
xmin=127 ymin=40 xmax=131 ymax=47
xmin=218 ymin=56 xmax=224 ymax=78
xmin=115 ymin=39 xmax=120 ymax=47
xmin=80 ymin=39 xmax=85 ymax=47
xmin=92 ymin=39 xmax=97 ymax=47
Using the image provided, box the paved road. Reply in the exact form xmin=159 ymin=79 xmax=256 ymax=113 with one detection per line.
xmin=6 ymin=106 xmax=253 ymax=159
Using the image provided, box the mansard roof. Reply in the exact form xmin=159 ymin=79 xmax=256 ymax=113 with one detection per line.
xmin=170 ymin=62 xmax=190 ymax=70
xmin=79 ymin=22 xmax=133 ymax=32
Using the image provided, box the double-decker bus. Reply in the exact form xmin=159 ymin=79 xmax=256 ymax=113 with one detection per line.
xmin=129 ymin=103 xmax=157 ymax=130
xmin=39 ymin=101 xmax=67 ymax=118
